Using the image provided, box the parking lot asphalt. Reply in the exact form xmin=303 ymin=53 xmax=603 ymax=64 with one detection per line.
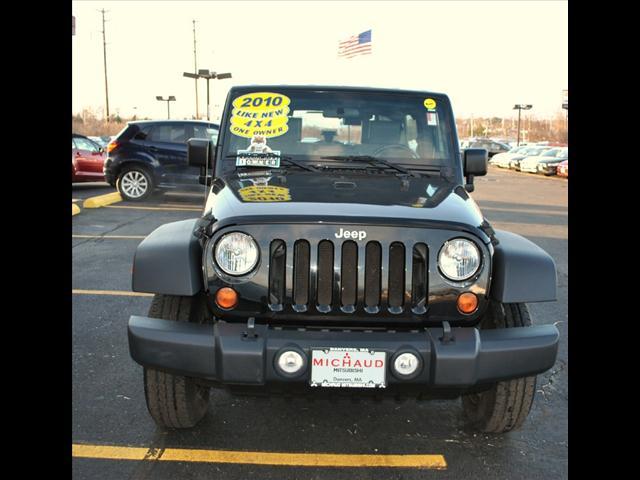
xmin=72 ymin=167 xmax=568 ymax=479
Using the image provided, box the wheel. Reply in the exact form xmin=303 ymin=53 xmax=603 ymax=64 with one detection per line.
xmin=143 ymin=294 xmax=211 ymax=429
xmin=462 ymin=302 xmax=537 ymax=433
xmin=117 ymin=166 xmax=154 ymax=201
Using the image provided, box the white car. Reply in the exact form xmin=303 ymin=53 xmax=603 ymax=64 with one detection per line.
xmin=492 ymin=146 xmax=529 ymax=167
xmin=520 ymin=147 xmax=562 ymax=173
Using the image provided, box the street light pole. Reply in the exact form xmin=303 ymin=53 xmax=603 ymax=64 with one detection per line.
xmin=206 ymin=76 xmax=210 ymax=121
xmin=156 ymin=96 xmax=176 ymax=119
xmin=562 ymin=99 xmax=568 ymax=143
xmin=192 ymin=20 xmax=199 ymax=119
xmin=513 ymin=104 xmax=532 ymax=146
xmin=197 ymin=70 xmax=232 ymax=121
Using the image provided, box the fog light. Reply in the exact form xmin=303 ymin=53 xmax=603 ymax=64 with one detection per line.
xmin=215 ymin=287 xmax=238 ymax=309
xmin=457 ymin=292 xmax=478 ymax=314
xmin=278 ymin=350 xmax=304 ymax=374
xmin=393 ymin=352 xmax=420 ymax=376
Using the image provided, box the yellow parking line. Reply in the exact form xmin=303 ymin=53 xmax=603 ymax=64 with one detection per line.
xmin=72 ymin=444 xmax=447 ymax=469
xmin=72 ymin=204 xmax=81 ymax=216
xmin=104 ymin=205 xmax=201 ymax=212
xmin=72 ymin=235 xmax=146 ymax=239
xmin=72 ymin=289 xmax=153 ymax=297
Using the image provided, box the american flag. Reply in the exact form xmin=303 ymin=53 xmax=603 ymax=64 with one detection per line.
xmin=338 ymin=29 xmax=372 ymax=59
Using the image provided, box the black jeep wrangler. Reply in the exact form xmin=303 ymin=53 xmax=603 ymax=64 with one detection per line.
xmin=128 ymin=86 xmax=559 ymax=433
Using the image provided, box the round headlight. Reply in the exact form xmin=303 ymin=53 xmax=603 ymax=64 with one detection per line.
xmin=438 ymin=238 xmax=481 ymax=281
xmin=214 ymin=232 xmax=259 ymax=276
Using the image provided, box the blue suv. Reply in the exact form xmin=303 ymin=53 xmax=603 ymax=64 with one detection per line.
xmin=104 ymin=120 xmax=219 ymax=201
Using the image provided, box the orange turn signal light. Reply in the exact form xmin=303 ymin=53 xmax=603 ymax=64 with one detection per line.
xmin=215 ymin=287 xmax=238 ymax=309
xmin=457 ymin=292 xmax=478 ymax=314
xmin=106 ymin=141 xmax=118 ymax=153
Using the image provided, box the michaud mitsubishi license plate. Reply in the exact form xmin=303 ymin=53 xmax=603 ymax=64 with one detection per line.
xmin=310 ymin=348 xmax=387 ymax=388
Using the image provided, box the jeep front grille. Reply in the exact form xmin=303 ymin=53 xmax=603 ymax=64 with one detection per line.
xmin=268 ymin=239 xmax=428 ymax=315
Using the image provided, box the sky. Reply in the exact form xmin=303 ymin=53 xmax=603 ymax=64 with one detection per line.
xmin=72 ymin=1 xmax=568 ymax=121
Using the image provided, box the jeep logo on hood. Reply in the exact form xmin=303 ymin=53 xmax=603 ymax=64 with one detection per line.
xmin=335 ymin=228 xmax=367 ymax=241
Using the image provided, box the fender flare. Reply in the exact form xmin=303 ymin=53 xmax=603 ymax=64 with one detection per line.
xmin=490 ymin=230 xmax=557 ymax=303
xmin=132 ymin=219 xmax=203 ymax=296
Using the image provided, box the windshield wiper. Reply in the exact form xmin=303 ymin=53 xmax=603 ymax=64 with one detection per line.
xmin=319 ymin=155 xmax=419 ymax=177
xmin=225 ymin=154 xmax=317 ymax=172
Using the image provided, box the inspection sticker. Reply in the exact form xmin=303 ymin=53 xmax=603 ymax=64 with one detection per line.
xmin=427 ymin=112 xmax=438 ymax=126
xmin=424 ymin=98 xmax=437 ymax=110
xmin=235 ymin=150 xmax=281 ymax=168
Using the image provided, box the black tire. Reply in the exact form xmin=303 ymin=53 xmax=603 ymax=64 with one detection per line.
xmin=143 ymin=294 xmax=211 ymax=429
xmin=116 ymin=165 xmax=154 ymax=201
xmin=462 ymin=302 xmax=537 ymax=433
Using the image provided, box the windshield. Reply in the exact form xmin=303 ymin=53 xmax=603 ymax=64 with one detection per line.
xmin=541 ymin=148 xmax=559 ymax=157
xmin=220 ymin=89 xmax=456 ymax=174
xmin=525 ymin=147 xmax=546 ymax=155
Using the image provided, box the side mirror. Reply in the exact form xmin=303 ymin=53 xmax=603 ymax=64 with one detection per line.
xmin=187 ymin=138 xmax=212 ymax=167
xmin=187 ymin=138 xmax=215 ymax=186
xmin=463 ymin=148 xmax=488 ymax=192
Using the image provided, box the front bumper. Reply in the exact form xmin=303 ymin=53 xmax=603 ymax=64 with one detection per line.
xmin=128 ymin=316 xmax=559 ymax=389
xmin=537 ymin=164 xmax=558 ymax=175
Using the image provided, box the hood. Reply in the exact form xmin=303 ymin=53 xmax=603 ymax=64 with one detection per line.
xmin=204 ymin=171 xmax=486 ymax=232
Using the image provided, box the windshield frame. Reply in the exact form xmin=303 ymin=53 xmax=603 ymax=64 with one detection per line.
xmin=215 ymin=86 xmax=463 ymax=183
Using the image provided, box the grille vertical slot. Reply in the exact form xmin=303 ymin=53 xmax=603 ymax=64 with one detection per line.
xmin=293 ymin=240 xmax=310 ymax=310
xmin=388 ymin=242 xmax=405 ymax=312
xmin=364 ymin=242 xmax=382 ymax=312
xmin=341 ymin=241 xmax=358 ymax=310
xmin=411 ymin=243 xmax=428 ymax=314
xmin=268 ymin=240 xmax=286 ymax=310
xmin=317 ymin=240 xmax=334 ymax=311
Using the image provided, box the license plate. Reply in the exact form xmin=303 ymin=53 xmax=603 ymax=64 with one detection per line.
xmin=310 ymin=348 xmax=387 ymax=388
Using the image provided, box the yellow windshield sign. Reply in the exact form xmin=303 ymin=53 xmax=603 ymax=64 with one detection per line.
xmin=230 ymin=92 xmax=292 ymax=139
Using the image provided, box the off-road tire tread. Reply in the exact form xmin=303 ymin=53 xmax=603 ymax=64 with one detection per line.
xmin=143 ymin=294 xmax=210 ymax=429
xmin=462 ymin=302 xmax=537 ymax=433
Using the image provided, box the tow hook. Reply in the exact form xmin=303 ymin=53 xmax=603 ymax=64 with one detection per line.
xmin=439 ymin=320 xmax=454 ymax=344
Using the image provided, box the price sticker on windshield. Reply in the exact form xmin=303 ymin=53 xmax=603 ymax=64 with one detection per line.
xmin=230 ymin=92 xmax=291 ymax=139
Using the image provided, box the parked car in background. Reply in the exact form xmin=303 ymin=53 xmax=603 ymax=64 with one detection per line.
xmin=72 ymin=134 xmax=107 ymax=183
xmin=536 ymin=148 xmax=568 ymax=176
xmin=104 ymin=120 xmax=219 ymax=201
xmin=492 ymin=146 xmax=528 ymax=167
xmin=557 ymin=159 xmax=568 ymax=178
xmin=508 ymin=146 xmax=550 ymax=171
xmin=464 ymin=138 xmax=511 ymax=158
xmin=519 ymin=147 xmax=559 ymax=173
xmin=88 ymin=136 xmax=109 ymax=148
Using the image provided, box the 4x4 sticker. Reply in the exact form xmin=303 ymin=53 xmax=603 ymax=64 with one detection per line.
xmin=230 ymin=92 xmax=291 ymax=139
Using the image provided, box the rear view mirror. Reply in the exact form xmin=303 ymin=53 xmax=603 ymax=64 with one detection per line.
xmin=463 ymin=148 xmax=488 ymax=192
